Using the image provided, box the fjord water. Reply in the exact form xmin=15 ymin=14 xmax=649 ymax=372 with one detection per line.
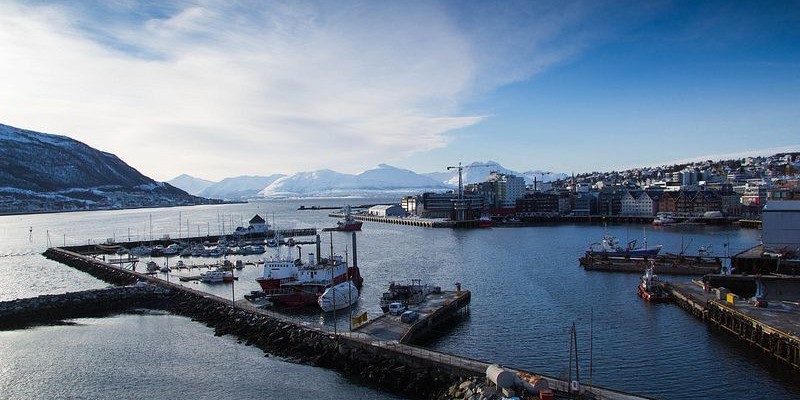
xmin=1 ymin=200 xmax=798 ymax=399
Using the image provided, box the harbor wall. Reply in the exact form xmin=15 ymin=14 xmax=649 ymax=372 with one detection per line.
xmin=0 ymin=285 xmax=170 ymax=329
xmin=38 ymin=247 xmax=476 ymax=398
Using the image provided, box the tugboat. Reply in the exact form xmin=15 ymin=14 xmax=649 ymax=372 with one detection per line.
xmin=322 ymin=205 xmax=363 ymax=232
xmin=638 ymin=261 xmax=671 ymax=303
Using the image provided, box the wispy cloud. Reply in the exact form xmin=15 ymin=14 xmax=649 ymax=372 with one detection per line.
xmin=0 ymin=0 xmax=629 ymax=180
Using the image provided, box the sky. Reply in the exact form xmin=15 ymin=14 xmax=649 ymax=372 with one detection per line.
xmin=1 ymin=0 xmax=798 ymax=181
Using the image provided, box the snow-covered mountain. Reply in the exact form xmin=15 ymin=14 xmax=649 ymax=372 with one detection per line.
xmin=259 ymin=164 xmax=450 ymax=198
xmin=0 ymin=123 xmax=216 ymax=214
xmin=199 ymin=174 xmax=285 ymax=200
xmin=422 ymin=161 xmax=560 ymax=186
xmin=168 ymin=174 xmax=215 ymax=195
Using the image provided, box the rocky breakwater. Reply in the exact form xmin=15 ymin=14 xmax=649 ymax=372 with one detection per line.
xmin=0 ymin=284 xmax=170 ymax=329
xmin=165 ymin=288 xmax=473 ymax=398
xmin=43 ymin=248 xmax=141 ymax=286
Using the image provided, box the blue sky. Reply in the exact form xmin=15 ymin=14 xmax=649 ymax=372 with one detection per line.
xmin=1 ymin=1 xmax=798 ymax=181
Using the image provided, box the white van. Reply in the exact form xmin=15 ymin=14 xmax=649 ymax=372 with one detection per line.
xmin=388 ymin=302 xmax=406 ymax=315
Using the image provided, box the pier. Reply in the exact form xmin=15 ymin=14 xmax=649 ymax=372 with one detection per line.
xmin=329 ymin=213 xmax=481 ymax=228
xmin=580 ymin=253 xmax=722 ymax=275
xmin=33 ymin=246 xmax=656 ymax=400
xmin=665 ymin=281 xmax=800 ymax=373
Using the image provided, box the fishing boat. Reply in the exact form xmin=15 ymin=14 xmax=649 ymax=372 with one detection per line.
xmin=379 ymin=279 xmax=437 ymax=312
xmin=322 ymin=205 xmax=363 ymax=232
xmin=637 ymin=261 xmax=671 ymax=303
xmin=478 ymin=215 xmax=493 ymax=228
xmin=586 ymin=231 xmax=662 ymax=257
xmin=318 ymin=281 xmax=360 ymax=312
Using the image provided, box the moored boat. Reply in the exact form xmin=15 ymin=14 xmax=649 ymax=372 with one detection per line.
xmin=379 ymin=279 xmax=437 ymax=312
xmin=322 ymin=205 xmax=363 ymax=232
xmin=200 ymin=269 xmax=235 ymax=283
xmin=255 ymin=235 xmax=363 ymax=308
xmin=652 ymin=214 xmax=677 ymax=226
xmin=318 ymin=281 xmax=360 ymax=312
xmin=638 ymin=261 xmax=671 ymax=303
xmin=146 ymin=261 xmax=159 ymax=273
xmin=586 ymin=231 xmax=662 ymax=257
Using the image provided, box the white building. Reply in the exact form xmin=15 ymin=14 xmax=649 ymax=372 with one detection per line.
xmin=620 ymin=190 xmax=661 ymax=216
xmin=762 ymin=200 xmax=800 ymax=251
xmin=368 ymin=205 xmax=406 ymax=217
xmin=488 ymin=172 xmax=526 ymax=208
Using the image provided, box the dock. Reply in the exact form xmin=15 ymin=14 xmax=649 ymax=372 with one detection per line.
xmin=329 ymin=213 xmax=482 ymax=228
xmin=579 ymin=253 xmax=722 ymax=275
xmin=354 ymin=290 xmax=471 ymax=343
xmin=38 ymin=246 xmax=658 ymax=399
xmin=731 ymin=244 xmax=800 ymax=275
xmin=665 ymin=281 xmax=800 ymax=373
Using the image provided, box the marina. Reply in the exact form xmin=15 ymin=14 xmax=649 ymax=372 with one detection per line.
xmin=35 ymin=246 xmax=655 ymax=400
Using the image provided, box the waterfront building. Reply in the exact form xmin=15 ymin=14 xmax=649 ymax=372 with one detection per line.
xmin=761 ymin=200 xmax=800 ymax=251
xmin=367 ymin=205 xmax=407 ymax=217
xmin=487 ymin=171 xmax=526 ymax=208
xmin=400 ymin=192 xmax=482 ymax=219
xmin=515 ymin=193 xmax=559 ymax=217
xmin=621 ymin=190 xmax=662 ymax=216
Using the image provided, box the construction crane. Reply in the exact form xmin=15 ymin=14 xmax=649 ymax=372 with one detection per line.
xmin=446 ymin=162 xmax=496 ymax=221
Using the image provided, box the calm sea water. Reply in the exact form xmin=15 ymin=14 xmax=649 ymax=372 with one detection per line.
xmin=1 ymin=199 xmax=798 ymax=399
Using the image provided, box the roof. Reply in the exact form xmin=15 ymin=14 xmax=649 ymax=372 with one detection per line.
xmin=369 ymin=204 xmax=402 ymax=211
xmin=249 ymin=214 xmax=266 ymax=224
xmin=763 ymin=200 xmax=800 ymax=212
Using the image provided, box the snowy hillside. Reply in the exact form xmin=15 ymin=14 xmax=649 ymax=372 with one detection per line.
xmin=0 ymin=123 xmax=217 ymax=214
xmin=199 ymin=174 xmax=285 ymax=200
xmin=168 ymin=174 xmax=216 ymax=195
xmin=259 ymin=165 xmax=450 ymax=198
xmin=424 ymin=161 xmax=566 ymax=186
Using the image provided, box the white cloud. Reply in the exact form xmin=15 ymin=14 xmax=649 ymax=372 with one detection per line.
xmin=0 ymin=1 xmax=615 ymax=180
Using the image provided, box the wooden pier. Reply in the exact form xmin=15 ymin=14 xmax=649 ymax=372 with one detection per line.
xmin=666 ymin=281 xmax=800 ymax=373
xmin=40 ymin=246 xmax=655 ymax=400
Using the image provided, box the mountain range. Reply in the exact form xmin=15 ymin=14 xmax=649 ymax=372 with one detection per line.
xmin=0 ymin=123 xmax=217 ymax=214
xmin=170 ymin=162 xmax=567 ymax=200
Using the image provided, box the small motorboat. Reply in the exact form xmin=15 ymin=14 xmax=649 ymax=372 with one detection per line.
xmin=318 ymin=281 xmax=360 ymax=312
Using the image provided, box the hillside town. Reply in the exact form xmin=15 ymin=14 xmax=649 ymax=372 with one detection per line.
xmin=398 ymin=153 xmax=800 ymax=221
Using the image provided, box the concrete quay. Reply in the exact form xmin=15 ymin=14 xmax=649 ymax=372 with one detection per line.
xmin=39 ymin=247 xmax=656 ymax=400
xmin=665 ymin=281 xmax=800 ymax=373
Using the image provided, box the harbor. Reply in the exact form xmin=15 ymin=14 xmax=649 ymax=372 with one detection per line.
xmin=31 ymin=245 xmax=658 ymax=400
xmin=4 ymin=202 xmax=798 ymax=399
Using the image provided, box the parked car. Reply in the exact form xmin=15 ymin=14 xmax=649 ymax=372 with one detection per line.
xmin=388 ymin=302 xmax=406 ymax=315
xmin=400 ymin=310 xmax=419 ymax=324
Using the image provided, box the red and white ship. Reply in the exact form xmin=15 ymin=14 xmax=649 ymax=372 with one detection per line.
xmin=637 ymin=261 xmax=671 ymax=303
xmin=322 ymin=205 xmax=363 ymax=232
xmin=255 ymin=237 xmax=363 ymax=308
